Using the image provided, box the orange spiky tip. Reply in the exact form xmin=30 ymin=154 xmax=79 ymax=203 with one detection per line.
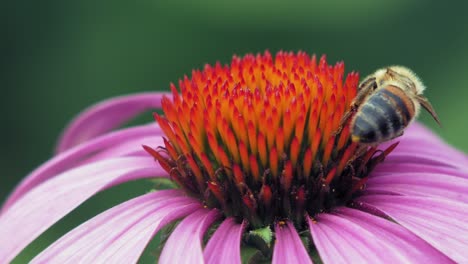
xmin=146 ymin=51 xmax=396 ymax=228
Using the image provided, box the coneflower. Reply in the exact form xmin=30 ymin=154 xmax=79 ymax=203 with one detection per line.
xmin=1 ymin=51 xmax=467 ymax=263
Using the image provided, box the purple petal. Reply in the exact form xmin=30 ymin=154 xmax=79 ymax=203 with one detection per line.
xmin=0 ymin=156 xmax=162 ymax=263
xmin=56 ymin=92 xmax=169 ymax=153
xmin=357 ymin=195 xmax=468 ymax=263
xmin=393 ymin=142 xmax=467 ymax=164
xmin=159 ymin=208 xmax=221 ymax=264
xmin=384 ymin=152 xmax=468 ymax=172
xmin=272 ymin=222 xmax=312 ymax=264
xmin=204 ymin=218 xmax=245 ymax=264
xmin=32 ymin=190 xmax=201 ymax=263
xmin=2 ymin=124 xmax=162 ymax=212
xmin=384 ymin=122 xmax=445 ymax=145
xmin=398 ymin=143 xmax=465 ymax=161
xmin=366 ymin=172 xmax=468 ymax=202
xmin=402 ymin=122 xmax=442 ymax=140
xmin=309 ymin=207 xmax=451 ymax=263
xmin=379 ymin=123 xmax=468 ymax=170
xmin=371 ymin=163 xmax=468 ymax=179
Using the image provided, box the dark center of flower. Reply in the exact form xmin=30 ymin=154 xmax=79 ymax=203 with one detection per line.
xmin=145 ymin=51 xmax=396 ymax=230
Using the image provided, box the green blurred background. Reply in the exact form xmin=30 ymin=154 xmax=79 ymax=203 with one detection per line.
xmin=2 ymin=0 xmax=468 ymax=262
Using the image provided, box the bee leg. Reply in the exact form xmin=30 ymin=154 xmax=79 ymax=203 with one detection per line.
xmin=333 ymin=107 xmax=356 ymax=135
xmin=416 ymin=95 xmax=441 ymax=126
xmin=353 ymin=77 xmax=377 ymax=105
xmin=350 ymin=145 xmax=369 ymax=162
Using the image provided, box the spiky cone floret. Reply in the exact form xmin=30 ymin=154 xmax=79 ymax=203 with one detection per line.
xmin=145 ymin=51 xmax=398 ymax=230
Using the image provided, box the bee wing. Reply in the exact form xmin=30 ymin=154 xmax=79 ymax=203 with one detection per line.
xmin=416 ymin=95 xmax=441 ymax=126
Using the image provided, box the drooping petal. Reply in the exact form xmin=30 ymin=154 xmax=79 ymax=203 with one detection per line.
xmin=32 ymin=190 xmax=201 ymax=263
xmin=56 ymin=92 xmax=169 ymax=153
xmin=82 ymin=135 xmax=163 ymax=162
xmin=159 ymin=208 xmax=221 ymax=264
xmin=272 ymin=222 xmax=312 ymax=264
xmin=204 ymin=218 xmax=245 ymax=264
xmin=0 ymin=156 xmax=163 ymax=263
xmin=2 ymin=124 xmax=162 ymax=212
xmin=366 ymin=172 xmax=468 ymax=202
xmin=309 ymin=208 xmax=451 ymax=264
xmin=357 ymin=195 xmax=468 ymax=263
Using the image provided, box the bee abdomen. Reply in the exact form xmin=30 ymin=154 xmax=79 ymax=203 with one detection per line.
xmin=380 ymin=86 xmax=415 ymax=125
xmin=351 ymin=85 xmax=415 ymax=143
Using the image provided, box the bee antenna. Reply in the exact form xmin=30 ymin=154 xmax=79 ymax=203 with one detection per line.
xmin=416 ymin=95 xmax=441 ymax=126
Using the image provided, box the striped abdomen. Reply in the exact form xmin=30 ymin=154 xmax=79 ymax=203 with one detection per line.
xmin=351 ymin=85 xmax=415 ymax=143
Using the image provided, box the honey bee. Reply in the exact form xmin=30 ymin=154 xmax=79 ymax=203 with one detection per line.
xmin=340 ymin=66 xmax=440 ymax=144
